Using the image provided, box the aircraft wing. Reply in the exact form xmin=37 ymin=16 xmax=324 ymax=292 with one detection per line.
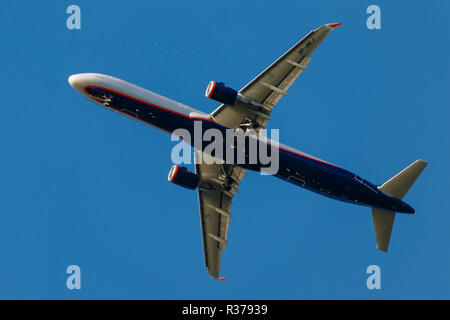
xmin=194 ymin=150 xmax=246 ymax=279
xmin=211 ymin=23 xmax=341 ymax=130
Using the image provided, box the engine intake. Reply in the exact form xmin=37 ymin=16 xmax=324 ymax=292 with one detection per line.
xmin=205 ymin=81 xmax=238 ymax=105
xmin=168 ymin=165 xmax=200 ymax=190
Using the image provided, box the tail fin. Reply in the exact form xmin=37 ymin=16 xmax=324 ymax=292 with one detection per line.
xmin=372 ymin=160 xmax=428 ymax=252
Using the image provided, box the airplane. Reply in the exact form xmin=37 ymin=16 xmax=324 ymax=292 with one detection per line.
xmin=68 ymin=23 xmax=427 ymax=280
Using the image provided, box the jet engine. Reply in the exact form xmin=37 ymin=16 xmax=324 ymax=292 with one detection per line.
xmin=205 ymin=81 xmax=238 ymax=105
xmin=168 ymin=165 xmax=200 ymax=190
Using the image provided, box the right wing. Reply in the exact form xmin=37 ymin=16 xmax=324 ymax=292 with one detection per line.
xmin=211 ymin=23 xmax=342 ymax=130
xmin=194 ymin=150 xmax=245 ymax=279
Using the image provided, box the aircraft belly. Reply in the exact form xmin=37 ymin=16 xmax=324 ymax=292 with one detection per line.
xmin=276 ymin=150 xmax=378 ymax=207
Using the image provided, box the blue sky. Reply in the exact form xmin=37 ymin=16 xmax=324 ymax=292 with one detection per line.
xmin=0 ymin=1 xmax=448 ymax=299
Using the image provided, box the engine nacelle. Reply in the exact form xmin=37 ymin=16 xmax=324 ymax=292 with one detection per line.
xmin=205 ymin=81 xmax=238 ymax=105
xmin=168 ymin=165 xmax=200 ymax=190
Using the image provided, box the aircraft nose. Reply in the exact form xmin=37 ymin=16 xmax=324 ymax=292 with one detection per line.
xmin=68 ymin=74 xmax=86 ymax=93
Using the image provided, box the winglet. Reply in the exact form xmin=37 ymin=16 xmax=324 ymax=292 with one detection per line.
xmin=328 ymin=23 xmax=342 ymax=29
xmin=219 ymin=277 xmax=227 ymax=281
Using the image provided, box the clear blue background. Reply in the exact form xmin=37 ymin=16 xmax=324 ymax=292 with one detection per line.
xmin=0 ymin=0 xmax=448 ymax=299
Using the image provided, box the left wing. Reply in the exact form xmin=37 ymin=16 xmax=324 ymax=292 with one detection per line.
xmin=194 ymin=150 xmax=245 ymax=279
xmin=211 ymin=23 xmax=341 ymax=130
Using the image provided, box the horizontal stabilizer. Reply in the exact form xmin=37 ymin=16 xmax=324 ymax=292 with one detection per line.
xmin=379 ymin=160 xmax=428 ymax=199
xmin=371 ymin=208 xmax=395 ymax=252
xmin=372 ymin=159 xmax=428 ymax=252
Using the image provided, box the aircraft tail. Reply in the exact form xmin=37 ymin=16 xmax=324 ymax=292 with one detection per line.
xmin=371 ymin=159 xmax=428 ymax=252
